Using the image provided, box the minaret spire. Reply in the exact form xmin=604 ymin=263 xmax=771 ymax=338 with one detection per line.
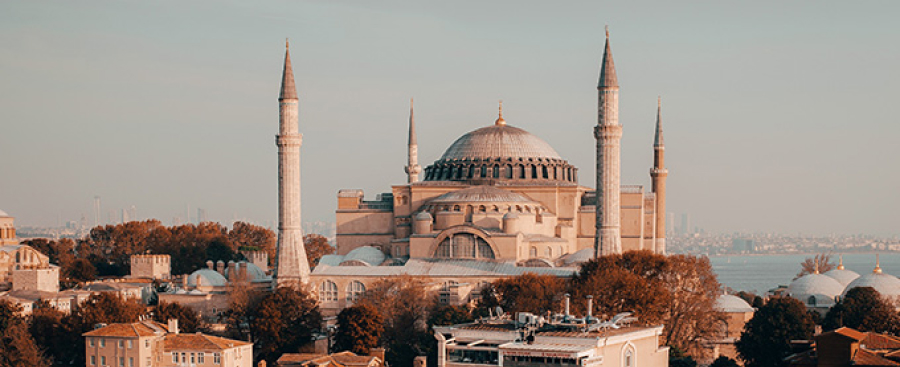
xmin=274 ymin=40 xmax=310 ymax=288
xmin=405 ymin=98 xmax=422 ymax=183
xmin=594 ymin=28 xmax=623 ymax=257
xmin=651 ymin=96 xmax=668 ymax=254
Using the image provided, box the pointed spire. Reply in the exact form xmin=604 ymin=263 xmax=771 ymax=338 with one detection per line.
xmin=837 ymin=255 xmax=845 ymax=270
xmin=279 ymin=39 xmax=298 ymax=100
xmin=408 ymin=98 xmax=417 ymax=145
xmin=598 ymin=26 xmax=618 ymax=88
xmin=874 ymin=254 xmax=883 ymax=274
xmin=654 ymin=96 xmax=664 ymax=147
xmin=495 ymin=100 xmax=506 ymax=126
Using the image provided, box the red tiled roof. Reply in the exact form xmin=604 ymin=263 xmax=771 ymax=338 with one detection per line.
xmin=864 ymin=333 xmax=900 ymax=350
xmin=83 ymin=321 xmax=168 ymax=337
xmin=164 ymin=333 xmax=251 ymax=351
xmin=852 ymin=348 xmax=900 ymax=366
xmin=832 ymin=327 xmax=868 ymax=341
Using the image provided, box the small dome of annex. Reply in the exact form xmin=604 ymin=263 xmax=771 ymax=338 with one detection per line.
xmin=340 ymin=246 xmax=387 ymax=266
xmin=188 ymin=269 xmax=227 ymax=287
xmin=715 ymin=294 xmax=755 ymax=313
xmin=788 ymin=273 xmax=845 ymax=306
xmin=843 ymin=272 xmax=900 ymax=300
xmin=563 ymin=248 xmax=595 ymax=266
xmin=824 ymin=268 xmax=860 ymax=287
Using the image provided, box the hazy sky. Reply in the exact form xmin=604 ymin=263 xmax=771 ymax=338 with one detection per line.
xmin=2 ymin=1 xmax=898 ymax=236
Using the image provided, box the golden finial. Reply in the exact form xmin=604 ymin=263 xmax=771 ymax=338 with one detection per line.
xmin=605 ymin=25 xmax=609 ymax=39
xmin=837 ymin=255 xmax=844 ymax=270
xmin=874 ymin=254 xmax=883 ymax=274
xmin=495 ymin=100 xmax=506 ymax=126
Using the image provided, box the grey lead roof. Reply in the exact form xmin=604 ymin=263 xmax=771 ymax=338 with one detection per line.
xmin=438 ymin=124 xmax=562 ymax=161
xmin=429 ymin=186 xmax=537 ymax=204
xmin=279 ymin=41 xmax=298 ymax=100
xmin=311 ymin=258 xmax=577 ymax=277
xmin=598 ymin=35 xmax=618 ymax=88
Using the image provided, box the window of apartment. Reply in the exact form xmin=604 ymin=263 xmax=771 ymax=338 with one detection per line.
xmin=89 ymin=338 xmax=95 ymax=347
xmin=214 ymin=353 xmax=221 ymax=364
xmin=145 ymin=340 xmax=149 ymax=348
xmin=118 ymin=340 xmax=124 ymax=349
xmin=119 ymin=356 xmax=125 ymax=366
xmin=129 ymin=357 xmax=134 ymax=367
xmin=90 ymin=355 xmax=96 ymax=365
xmin=127 ymin=340 xmax=133 ymax=349
xmin=190 ymin=353 xmax=195 ymax=364
xmin=100 ymin=339 xmax=106 ymax=348
xmin=172 ymin=353 xmax=178 ymax=364
xmin=101 ymin=356 xmax=106 ymax=366
xmin=145 ymin=357 xmax=151 ymax=367
xmin=181 ymin=352 xmax=186 ymax=363
xmin=199 ymin=353 xmax=205 ymax=363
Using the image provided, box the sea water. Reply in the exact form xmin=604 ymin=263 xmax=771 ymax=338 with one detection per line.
xmin=708 ymin=253 xmax=900 ymax=294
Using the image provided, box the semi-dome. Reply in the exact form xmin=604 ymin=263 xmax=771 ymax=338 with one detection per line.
xmin=715 ymin=294 xmax=755 ymax=313
xmin=787 ymin=273 xmax=845 ymax=306
xmin=188 ymin=269 xmax=227 ymax=287
xmin=340 ymin=246 xmax=387 ymax=266
xmin=563 ymin=248 xmax=595 ymax=266
xmin=423 ymin=117 xmax=577 ymax=184
xmin=430 ymin=186 xmax=536 ymax=204
xmin=440 ymin=125 xmax=562 ymax=161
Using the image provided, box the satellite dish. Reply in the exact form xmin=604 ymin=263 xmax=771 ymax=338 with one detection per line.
xmin=495 ymin=306 xmax=505 ymax=317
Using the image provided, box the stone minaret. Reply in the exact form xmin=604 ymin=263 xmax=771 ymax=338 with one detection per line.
xmin=651 ymin=97 xmax=668 ymax=254
xmin=405 ymin=98 xmax=422 ymax=183
xmin=594 ymin=28 xmax=623 ymax=257
xmin=274 ymin=40 xmax=310 ymax=288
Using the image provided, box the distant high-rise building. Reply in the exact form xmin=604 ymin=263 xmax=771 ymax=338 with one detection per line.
xmin=93 ymin=196 xmax=101 ymax=227
xmin=680 ymin=213 xmax=691 ymax=235
xmin=121 ymin=208 xmax=130 ymax=223
xmin=197 ymin=208 xmax=208 ymax=223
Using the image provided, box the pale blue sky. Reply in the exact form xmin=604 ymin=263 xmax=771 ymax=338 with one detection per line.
xmin=2 ymin=1 xmax=898 ymax=236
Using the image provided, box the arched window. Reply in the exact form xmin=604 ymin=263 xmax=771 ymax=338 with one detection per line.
xmin=518 ymin=165 xmax=526 ymax=179
xmin=545 ymin=247 xmax=552 ymax=258
xmin=531 ymin=165 xmax=538 ymax=179
xmin=434 ymin=233 xmax=495 ymax=259
xmin=346 ymin=281 xmax=366 ymax=303
xmin=808 ymin=295 xmax=817 ymax=306
xmin=492 ymin=165 xmax=500 ymax=178
xmin=624 ymin=349 xmax=634 ymax=367
xmin=319 ymin=280 xmax=338 ymax=302
xmin=530 ymin=247 xmax=537 ymax=257
xmin=542 ymin=165 xmax=549 ymax=179
xmin=505 ymin=164 xmax=513 ymax=179
xmin=481 ymin=165 xmax=488 ymax=178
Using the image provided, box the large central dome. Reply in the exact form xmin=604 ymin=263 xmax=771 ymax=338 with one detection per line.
xmin=423 ymin=116 xmax=577 ymax=184
xmin=440 ymin=125 xmax=562 ymax=161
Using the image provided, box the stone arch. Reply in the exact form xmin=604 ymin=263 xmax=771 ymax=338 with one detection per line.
xmin=621 ymin=342 xmax=637 ymax=367
xmin=429 ymin=226 xmax=499 ymax=260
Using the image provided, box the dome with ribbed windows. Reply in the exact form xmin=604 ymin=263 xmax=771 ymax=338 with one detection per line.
xmin=423 ymin=118 xmax=577 ymax=184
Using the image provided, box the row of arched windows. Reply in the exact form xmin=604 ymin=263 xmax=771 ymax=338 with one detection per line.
xmin=434 ymin=233 xmax=495 ymax=259
xmin=424 ymin=162 xmax=576 ymax=182
xmin=423 ymin=204 xmax=543 ymax=215
xmin=318 ymin=280 xmax=366 ymax=303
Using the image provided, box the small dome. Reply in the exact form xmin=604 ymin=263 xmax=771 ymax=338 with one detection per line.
xmin=415 ymin=212 xmax=433 ymax=221
xmin=503 ymin=211 xmax=519 ymax=220
xmin=715 ymin=295 xmax=755 ymax=313
xmin=317 ymin=254 xmax=344 ymax=267
xmin=226 ymin=261 xmax=268 ymax=282
xmin=563 ymin=248 xmax=595 ymax=266
xmin=188 ymin=269 xmax=227 ymax=287
xmin=340 ymin=246 xmax=386 ymax=267
xmin=843 ymin=272 xmax=900 ymax=300
xmin=430 ymin=186 xmax=536 ymax=204
xmin=824 ymin=268 xmax=860 ymax=287
xmin=788 ymin=273 xmax=845 ymax=306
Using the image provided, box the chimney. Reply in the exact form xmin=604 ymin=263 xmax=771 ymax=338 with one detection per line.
xmin=216 ymin=260 xmax=225 ymax=274
xmin=586 ymin=295 xmax=594 ymax=321
xmin=370 ymin=348 xmax=386 ymax=361
xmin=206 ymin=260 xmax=214 ymax=269
xmin=564 ymin=293 xmax=571 ymax=318
xmin=167 ymin=319 xmax=179 ymax=334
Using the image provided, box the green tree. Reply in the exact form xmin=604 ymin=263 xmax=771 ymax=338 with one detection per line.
xmin=736 ymin=297 xmax=815 ymax=367
xmin=249 ymin=287 xmax=322 ymax=365
xmin=334 ymin=304 xmax=384 ymax=355
xmin=153 ymin=301 xmax=202 ymax=333
xmin=822 ymin=286 xmax=900 ymax=335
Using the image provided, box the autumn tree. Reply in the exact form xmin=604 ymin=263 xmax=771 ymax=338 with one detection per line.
xmin=29 ymin=301 xmax=78 ymax=367
xmin=303 ymin=234 xmax=335 ymax=269
xmin=229 ymin=222 xmax=277 ymax=261
xmin=249 ymin=287 xmax=322 ymax=365
xmin=0 ymin=300 xmax=49 ymax=367
xmin=428 ymin=305 xmax=474 ymax=327
xmin=356 ymin=275 xmax=434 ymax=367
xmin=735 ymin=291 xmax=764 ymax=308
xmin=334 ymin=304 xmax=384 ymax=355
xmin=659 ymin=254 xmax=724 ymax=358
xmin=709 ymin=356 xmax=740 ymax=367
xmin=822 ymin=287 xmax=900 ymax=335
xmin=479 ymin=273 xmax=566 ymax=316
xmin=736 ymin=297 xmax=815 ymax=367
xmin=67 ymin=258 xmax=97 ymax=282
xmin=153 ymin=301 xmax=202 ymax=333
xmin=796 ymin=253 xmax=835 ymax=279
xmin=73 ymin=293 xmax=145 ymax=328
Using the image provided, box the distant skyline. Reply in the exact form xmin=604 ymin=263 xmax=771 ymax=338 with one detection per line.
xmin=2 ymin=1 xmax=899 ymax=236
